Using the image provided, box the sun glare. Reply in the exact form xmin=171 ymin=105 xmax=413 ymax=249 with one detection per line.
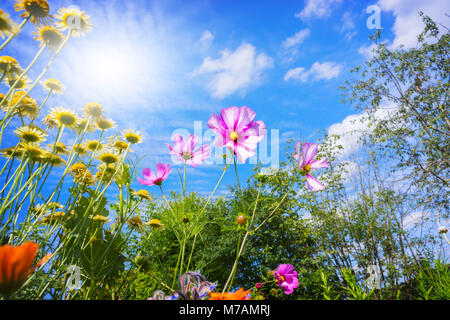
xmin=60 ymin=39 xmax=156 ymax=105
xmin=83 ymin=46 xmax=139 ymax=93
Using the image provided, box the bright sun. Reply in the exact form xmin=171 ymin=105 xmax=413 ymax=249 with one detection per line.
xmin=62 ymin=39 xmax=154 ymax=104
xmin=83 ymin=46 xmax=140 ymax=93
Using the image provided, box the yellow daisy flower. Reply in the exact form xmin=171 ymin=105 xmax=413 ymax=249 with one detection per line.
xmin=75 ymin=118 xmax=96 ymax=133
xmin=122 ymin=129 xmax=144 ymax=145
xmin=83 ymin=102 xmax=103 ymax=119
xmin=132 ymin=189 xmax=152 ymax=201
xmin=95 ymin=164 xmax=116 ymax=183
xmin=85 ymin=139 xmax=103 ymax=152
xmin=48 ymin=142 xmax=69 ymax=155
xmin=34 ymin=25 xmax=65 ymax=51
xmin=41 ymin=78 xmax=65 ymax=94
xmin=14 ymin=0 xmax=52 ymax=26
xmin=14 ymin=125 xmax=47 ymax=144
xmin=46 ymin=202 xmax=64 ymax=210
xmin=54 ymin=7 xmax=92 ymax=37
xmin=74 ymin=170 xmax=96 ymax=186
xmin=69 ymin=162 xmax=86 ymax=176
xmin=98 ymin=149 xmax=120 ymax=165
xmin=41 ymin=152 xmax=65 ymax=167
xmin=0 ymin=9 xmax=19 ymax=39
xmin=127 ymin=217 xmax=144 ymax=232
xmin=47 ymin=107 xmax=79 ymax=128
xmin=71 ymin=143 xmax=89 ymax=156
xmin=0 ymin=56 xmax=22 ymax=77
xmin=41 ymin=211 xmax=66 ymax=224
xmin=96 ymin=118 xmax=116 ymax=131
xmin=5 ymin=74 xmax=31 ymax=90
xmin=13 ymin=93 xmax=39 ymax=119
xmin=112 ymin=140 xmax=129 ymax=152
xmin=91 ymin=215 xmax=109 ymax=223
xmin=0 ymin=145 xmax=24 ymax=159
xmin=20 ymin=142 xmax=46 ymax=158
xmin=145 ymin=219 xmax=164 ymax=229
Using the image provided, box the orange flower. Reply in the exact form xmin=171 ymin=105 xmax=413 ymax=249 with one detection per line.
xmin=209 ymin=288 xmax=252 ymax=300
xmin=0 ymin=241 xmax=39 ymax=296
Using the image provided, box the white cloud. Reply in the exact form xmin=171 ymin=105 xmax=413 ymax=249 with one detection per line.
xmin=295 ymin=0 xmax=343 ymax=20
xmin=340 ymin=12 xmax=357 ymax=41
xmin=282 ymin=29 xmax=310 ymax=48
xmin=198 ymin=30 xmax=214 ymax=50
xmin=192 ymin=42 xmax=274 ymax=99
xmin=284 ymin=61 xmax=343 ymax=82
xmin=403 ymin=211 xmax=432 ymax=230
xmin=378 ymin=0 xmax=449 ymax=49
xmin=284 ymin=67 xmax=306 ymax=81
xmin=358 ymin=43 xmax=380 ymax=59
xmin=327 ymin=106 xmax=398 ymax=158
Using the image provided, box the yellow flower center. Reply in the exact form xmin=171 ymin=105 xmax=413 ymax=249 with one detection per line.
xmin=229 ymin=131 xmax=238 ymax=142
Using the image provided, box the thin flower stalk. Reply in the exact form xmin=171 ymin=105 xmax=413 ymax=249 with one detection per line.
xmin=5 ymin=47 xmax=47 ymax=101
xmin=223 ymin=181 xmax=262 ymax=293
xmin=223 ymin=178 xmax=297 ymax=293
xmin=0 ymin=33 xmax=72 ymax=145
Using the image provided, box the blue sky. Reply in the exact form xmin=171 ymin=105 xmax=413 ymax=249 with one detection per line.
xmin=1 ymin=0 xmax=449 ymax=201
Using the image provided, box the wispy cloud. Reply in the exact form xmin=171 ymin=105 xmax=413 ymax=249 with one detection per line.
xmin=282 ymin=29 xmax=310 ymax=49
xmin=339 ymin=11 xmax=357 ymax=41
xmin=284 ymin=61 xmax=343 ymax=82
xmin=198 ymin=29 xmax=214 ymax=50
xmin=280 ymin=29 xmax=310 ymax=63
xmin=295 ymin=0 xmax=343 ymax=20
xmin=192 ymin=42 xmax=274 ymax=99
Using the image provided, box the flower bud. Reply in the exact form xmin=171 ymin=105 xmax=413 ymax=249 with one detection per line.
xmin=236 ymin=214 xmax=246 ymax=225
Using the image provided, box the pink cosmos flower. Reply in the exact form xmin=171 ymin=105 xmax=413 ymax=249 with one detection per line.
xmin=273 ymin=264 xmax=299 ymax=295
xmin=138 ymin=163 xmax=171 ymax=186
xmin=165 ymin=134 xmax=210 ymax=167
xmin=207 ymin=106 xmax=266 ymax=163
xmin=294 ymin=142 xmax=328 ymax=191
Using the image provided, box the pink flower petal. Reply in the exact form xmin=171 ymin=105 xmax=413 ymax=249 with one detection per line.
xmin=305 ymin=174 xmax=325 ymax=191
xmin=234 ymin=106 xmax=256 ymax=132
xmin=161 ymin=163 xmax=171 ymax=180
xmin=190 ymin=144 xmax=210 ymax=167
xmin=156 ymin=162 xmax=167 ymax=179
xmin=220 ymin=106 xmax=240 ymax=130
xmin=243 ymin=120 xmax=266 ymax=144
xmin=235 ymin=143 xmax=256 ymax=163
xmin=302 ymin=143 xmax=318 ymax=166
xmin=184 ymin=134 xmax=199 ymax=154
xmin=309 ymin=158 xmax=328 ymax=170
xmin=142 ymin=168 xmax=156 ymax=181
xmin=138 ymin=177 xmax=155 ymax=186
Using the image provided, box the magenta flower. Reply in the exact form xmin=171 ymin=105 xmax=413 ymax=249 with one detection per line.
xmin=207 ymin=106 xmax=266 ymax=163
xmin=294 ymin=142 xmax=328 ymax=191
xmin=138 ymin=163 xmax=171 ymax=186
xmin=273 ymin=264 xmax=299 ymax=295
xmin=165 ymin=134 xmax=210 ymax=167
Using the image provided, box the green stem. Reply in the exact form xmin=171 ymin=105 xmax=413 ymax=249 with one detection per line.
xmin=223 ymin=182 xmax=262 ymax=293
xmin=233 ymin=155 xmax=245 ymax=212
